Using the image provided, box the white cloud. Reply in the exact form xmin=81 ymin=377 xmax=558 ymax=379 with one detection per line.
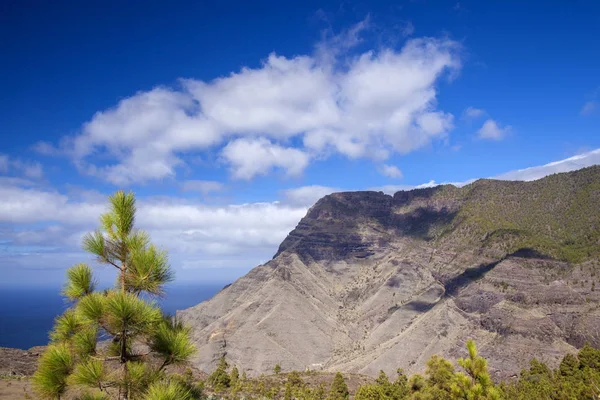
xmin=369 ymin=180 xmax=439 ymax=194
xmin=581 ymin=101 xmax=598 ymax=116
xmin=221 ymin=138 xmax=310 ymax=179
xmin=0 ymin=154 xmax=44 ymax=179
xmin=463 ymin=106 xmax=485 ymax=119
xmin=372 ymin=149 xmax=600 ymax=193
xmin=44 ymin=24 xmax=461 ymax=183
xmin=477 ymin=119 xmax=511 ymax=140
xmin=0 ymin=184 xmax=102 ymax=225
xmin=494 ymin=148 xmax=600 ymax=181
xmin=3 ymin=149 xmax=600 ymax=283
xmin=379 ymin=164 xmax=403 ymax=178
xmin=281 ymin=185 xmax=340 ymax=206
xmin=0 ymin=179 xmax=307 ymax=280
xmin=181 ymin=180 xmax=225 ymax=195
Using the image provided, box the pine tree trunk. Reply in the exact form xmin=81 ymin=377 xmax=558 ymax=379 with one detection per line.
xmin=120 ymin=264 xmax=128 ymax=399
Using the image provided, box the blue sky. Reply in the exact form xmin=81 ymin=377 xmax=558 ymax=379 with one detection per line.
xmin=1 ymin=0 xmax=599 ymax=286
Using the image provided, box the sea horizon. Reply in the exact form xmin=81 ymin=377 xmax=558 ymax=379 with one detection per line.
xmin=0 ymin=282 xmax=225 ymax=350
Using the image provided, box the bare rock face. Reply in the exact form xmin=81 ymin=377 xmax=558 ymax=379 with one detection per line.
xmin=0 ymin=346 xmax=44 ymax=376
xmin=178 ymin=166 xmax=600 ymax=379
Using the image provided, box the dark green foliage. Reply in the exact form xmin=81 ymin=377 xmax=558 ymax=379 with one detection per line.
xmin=578 ymin=343 xmax=600 ymax=370
xmin=208 ymin=356 xmax=231 ymax=391
xmin=327 ymin=372 xmax=349 ymax=400
xmin=146 ymin=340 xmax=600 ymax=400
xmin=421 ymin=355 xmax=455 ymax=399
xmin=503 ymin=346 xmax=600 ymax=399
xmin=314 ymin=383 xmax=326 ymax=400
xmin=427 ymin=167 xmax=600 ymax=262
xmin=559 ymin=354 xmax=579 ymax=377
xmin=274 ymin=363 xmax=282 ymax=375
xmin=230 ymin=365 xmax=239 ymax=388
xmin=353 ymin=341 xmax=501 ymax=400
xmin=287 ymin=370 xmax=304 ymax=388
xmin=355 ymin=384 xmax=385 ymax=400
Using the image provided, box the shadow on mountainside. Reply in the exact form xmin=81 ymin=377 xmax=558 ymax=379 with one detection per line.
xmin=442 ymin=248 xmax=551 ymax=298
xmin=276 ymin=186 xmax=460 ymax=261
xmin=443 ymin=259 xmax=503 ymax=297
xmin=392 ymin=207 xmax=458 ymax=241
xmin=404 ymin=300 xmax=438 ymax=313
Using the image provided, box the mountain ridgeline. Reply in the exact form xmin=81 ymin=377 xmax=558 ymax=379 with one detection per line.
xmin=179 ymin=166 xmax=600 ymax=379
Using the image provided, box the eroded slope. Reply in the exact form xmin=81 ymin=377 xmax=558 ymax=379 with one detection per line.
xmin=179 ymin=166 xmax=600 ymax=379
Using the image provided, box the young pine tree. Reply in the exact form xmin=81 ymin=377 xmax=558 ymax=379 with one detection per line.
xmin=230 ymin=365 xmax=240 ymax=387
xmin=327 ymin=372 xmax=349 ymax=400
xmin=32 ymin=191 xmax=196 ymax=400
xmin=208 ymin=356 xmax=231 ymax=391
xmin=452 ymin=339 xmax=501 ymax=400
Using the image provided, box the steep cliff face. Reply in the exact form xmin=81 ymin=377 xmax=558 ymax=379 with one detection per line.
xmin=178 ymin=166 xmax=600 ymax=379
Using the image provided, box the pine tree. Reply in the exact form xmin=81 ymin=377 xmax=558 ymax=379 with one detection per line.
xmin=578 ymin=344 xmax=600 ymax=370
xmin=274 ymin=363 xmax=282 ymax=375
xmin=452 ymin=339 xmax=501 ymax=400
xmin=230 ymin=365 xmax=240 ymax=387
xmin=208 ymin=356 xmax=231 ymax=391
xmin=314 ymin=383 xmax=326 ymax=400
xmin=354 ymin=385 xmax=383 ymax=400
xmin=283 ymin=381 xmax=293 ymax=400
xmin=392 ymin=368 xmax=409 ymax=398
xmin=32 ymin=191 xmax=196 ymax=400
xmin=327 ymin=372 xmax=349 ymax=400
xmin=287 ymin=371 xmax=304 ymax=387
xmin=424 ymin=354 xmax=456 ymax=399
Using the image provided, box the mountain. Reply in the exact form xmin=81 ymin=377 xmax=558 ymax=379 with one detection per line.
xmin=178 ymin=166 xmax=600 ymax=380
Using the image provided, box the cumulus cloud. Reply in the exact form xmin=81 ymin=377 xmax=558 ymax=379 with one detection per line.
xmin=221 ymin=138 xmax=310 ymax=179
xmin=379 ymin=164 xmax=403 ymax=178
xmin=477 ymin=119 xmax=511 ymax=140
xmin=181 ymin=180 xmax=225 ymax=194
xmin=42 ymin=23 xmax=461 ymax=183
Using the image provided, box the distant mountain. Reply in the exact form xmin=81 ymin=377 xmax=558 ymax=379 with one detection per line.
xmin=179 ymin=166 xmax=600 ymax=379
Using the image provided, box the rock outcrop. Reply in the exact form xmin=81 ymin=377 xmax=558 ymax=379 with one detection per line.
xmin=178 ymin=166 xmax=600 ymax=379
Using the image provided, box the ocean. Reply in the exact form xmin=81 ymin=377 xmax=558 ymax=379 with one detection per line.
xmin=0 ymin=283 xmax=224 ymax=350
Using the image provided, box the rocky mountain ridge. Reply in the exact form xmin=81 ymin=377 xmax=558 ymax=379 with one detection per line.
xmin=179 ymin=166 xmax=600 ymax=379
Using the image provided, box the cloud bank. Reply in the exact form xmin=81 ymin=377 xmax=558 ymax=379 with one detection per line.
xmin=1 ymin=149 xmax=600 ymax=284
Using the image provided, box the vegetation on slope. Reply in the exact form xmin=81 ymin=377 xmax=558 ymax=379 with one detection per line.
xmin=171 ymin=340 xmax=600 ymax=399
xmin=420 ymin=166 xmax=600 ymax=263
